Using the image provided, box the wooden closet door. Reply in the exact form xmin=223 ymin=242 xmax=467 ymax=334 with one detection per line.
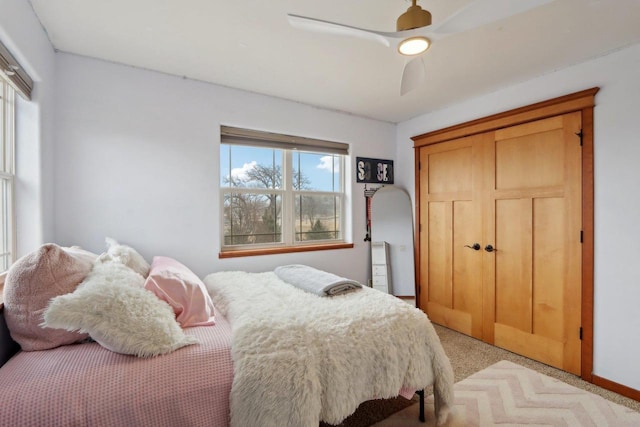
xmin=414 ymin=89 xmax=597 ymax=378
xmin=483 ymin=112 xmax=582 ymax=375
xmin=417 ymin=133 xmax=489 ymax=339
xmin=416 ymin=112 xmax=582 ymax=375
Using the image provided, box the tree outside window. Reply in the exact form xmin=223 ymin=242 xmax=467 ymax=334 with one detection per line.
xmin=220 ymin=143 xmax=344 ymax=250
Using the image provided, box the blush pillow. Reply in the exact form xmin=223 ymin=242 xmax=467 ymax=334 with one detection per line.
xmin=3 ymin=244 xmax=97 ymax=351
xmin=144 ymin=256 xmax=215 ymax=328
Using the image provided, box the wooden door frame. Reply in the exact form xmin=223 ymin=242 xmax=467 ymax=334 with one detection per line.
xmin=412 ymin=87 xmax=599 ymax=383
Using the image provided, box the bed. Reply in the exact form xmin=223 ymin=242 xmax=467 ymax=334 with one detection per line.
xmin=0 ymin=304 xmax=234 ymax=426
xmin=0 ymin=244 xmax=453 ymax=427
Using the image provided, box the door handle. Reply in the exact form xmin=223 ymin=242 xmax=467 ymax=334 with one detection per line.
xmin=484 ymin=244 xmax=498 ymax=253
xmin=464 ymin=243 xmax=481 ymax=251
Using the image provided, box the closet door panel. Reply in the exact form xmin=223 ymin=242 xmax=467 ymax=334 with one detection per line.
xmin=533 ymin=197 xmax=565 ymax=342
xmin=495 ymin=125 xmax=565 ymax=190
xmin=489 ymin=111 xmax=582 ymax=375
xmin=428 ymin=148 xmax=472 ymax=194
xmin=452 ymin=200 xmax=481 ymax=316
xmin=418 ymin=136 xmax=485 ymax=339
xmin=494 ymin=198 xmax=533 ymax=334
xmin=427 ymin=201 xmax=451 ymax=307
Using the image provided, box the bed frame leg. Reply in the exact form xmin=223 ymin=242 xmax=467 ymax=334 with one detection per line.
xmin=417 ymin=389 xmax=425 ymax=422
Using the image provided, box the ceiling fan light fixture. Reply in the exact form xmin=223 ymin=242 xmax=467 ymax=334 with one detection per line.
xmin=398 ymin=36 xmax=430 ymax=56
xmin=396 ymin=1 xmax=432 ymax=32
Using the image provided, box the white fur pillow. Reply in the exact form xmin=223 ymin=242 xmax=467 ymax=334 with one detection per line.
xmin=42 ymin=260 xmax=197 ymax=357
xmin=97 ymin=237 xmax=151 ymax=278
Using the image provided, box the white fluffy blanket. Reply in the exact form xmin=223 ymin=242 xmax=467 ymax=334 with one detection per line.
xmin=204 ymin=271 xmax=454 ymax=427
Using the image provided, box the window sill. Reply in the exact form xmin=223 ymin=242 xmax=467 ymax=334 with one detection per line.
xmin=219 ymin=242 xmax=354 ymax=259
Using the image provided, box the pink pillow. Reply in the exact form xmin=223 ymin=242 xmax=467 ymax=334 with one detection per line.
xmin=3 ymin=244 xmax=96 ymax=350
xmin=144 ymin=256 xmax=215 ymax=328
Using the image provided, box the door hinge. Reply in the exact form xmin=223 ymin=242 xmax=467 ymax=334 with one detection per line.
xmin=580 ymin=230 xmax=584 ymax=243
xmin=576 ymin=130 xmax=584 ymax=146
xmin=419 ymin=223 xmax=422 ymax=232
xmin=579 ymin=327 xmax=583 ymax=340
xmin=418 ymin=162 xmax=421 ymax=170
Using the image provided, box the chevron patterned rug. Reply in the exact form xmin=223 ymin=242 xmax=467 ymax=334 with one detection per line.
xmin=417 ymin=360 xmax=640 ymax=426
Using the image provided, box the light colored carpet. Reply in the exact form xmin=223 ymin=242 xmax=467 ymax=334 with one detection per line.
xmin=372 ymin=322 xmax=640 ymax=426
xmin=433 ymin=360 xmax=640 ymax=426
xmin=432 ymin=324 xmax=640 ymax=413
xmin=377 ymin=360 xmax=640 ymax=426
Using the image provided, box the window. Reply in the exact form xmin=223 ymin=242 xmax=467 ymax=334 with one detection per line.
xmin=0 ymin=39 xmax=33 ymax=272
xmin=0 ymin=78 xmax=14 ymax=272
xmin=220 ymin=126 xmax=348 ymax=254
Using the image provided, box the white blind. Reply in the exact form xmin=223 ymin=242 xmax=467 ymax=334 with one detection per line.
xmin=0 ymin=41 xmax=33 ymax=100
xmin=221 ymin=125 xmax=349 ymax=156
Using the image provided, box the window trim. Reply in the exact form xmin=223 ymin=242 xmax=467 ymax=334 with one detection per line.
xmin=219 ymin=127 xmax=349 ymax=256
xmin=218 ymin=242 xmax=354 ymax=259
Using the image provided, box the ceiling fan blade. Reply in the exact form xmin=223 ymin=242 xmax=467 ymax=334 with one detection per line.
xmin=287 ymin=14 xmax=395 ymax=48
xmin=400 ymin=57 xmax=426 ymax=96
xmin=433 ymin=0 xmax=554 ymax=34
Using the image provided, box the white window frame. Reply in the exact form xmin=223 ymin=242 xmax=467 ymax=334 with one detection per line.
xmin=0 ymin=78 xmax=15 ymax=272
xmin=219 ymin=126 xmax=348 ymax=254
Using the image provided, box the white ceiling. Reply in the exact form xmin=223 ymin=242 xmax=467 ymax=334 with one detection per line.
xmin=28 ymin=0 xmax=640 ymax=123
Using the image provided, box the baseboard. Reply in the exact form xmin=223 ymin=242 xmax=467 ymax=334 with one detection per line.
xmin=395 ymin=295 xmax=414 ymax=300
xmin=592 ymin=374 xmax=640 ymax=402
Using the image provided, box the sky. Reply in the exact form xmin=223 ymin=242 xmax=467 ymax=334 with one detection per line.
xmin=220 ymin=145 xmax=340 ymax=192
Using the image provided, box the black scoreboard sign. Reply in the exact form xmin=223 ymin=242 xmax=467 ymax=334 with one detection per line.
xmin=356 ymin=157 xmax=394 ymax=184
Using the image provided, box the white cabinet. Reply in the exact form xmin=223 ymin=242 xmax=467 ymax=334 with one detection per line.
xmin=371 ymin=241 xmax=391 ymax=293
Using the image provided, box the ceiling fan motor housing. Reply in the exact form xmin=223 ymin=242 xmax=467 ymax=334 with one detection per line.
xmin=396 ymin=4 xmax=432 ymax=31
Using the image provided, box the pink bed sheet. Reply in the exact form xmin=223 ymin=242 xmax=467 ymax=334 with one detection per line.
xmin=0 ymin=307 xmax=233 ymax=427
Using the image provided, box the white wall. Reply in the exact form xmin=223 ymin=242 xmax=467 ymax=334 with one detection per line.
xmin=0 ymin=0 xmax=57 ymax=255
xmin=53 ymin=53 xmax=395 ymax=284
xmin=396 ymin=43 xmax=640 ymax=391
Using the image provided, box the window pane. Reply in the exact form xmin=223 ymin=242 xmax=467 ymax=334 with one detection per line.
xmin=293 ymin=152 xmax=340 ymax=192
xmin=294 ymin=195 xmax=341 ymax=241
xmin=0 ymin=84 xmax=13 ymax=174
xmin=223 ymin=193 xmax=282 ymax=245
xmin=220 ymin=144 xmax=283 ymax=189
xmin=0 ymin=178 xmax=9 ymax=271
xmin=0 ymin=85 xmax=4 ymax=173
xmin=0 ymin=80 xmax=13 ymax=271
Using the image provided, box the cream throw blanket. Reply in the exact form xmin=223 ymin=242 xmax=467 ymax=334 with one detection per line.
xmin=204 ymin=271 xmax=454 ymax=427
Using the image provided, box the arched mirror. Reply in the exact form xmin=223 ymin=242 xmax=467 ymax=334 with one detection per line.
xmin=370 ymin=186 xmax=415 ymax=297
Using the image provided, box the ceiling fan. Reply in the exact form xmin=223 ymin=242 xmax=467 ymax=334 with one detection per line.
xmin=287 ymin=0 xmax=554 ymax=95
